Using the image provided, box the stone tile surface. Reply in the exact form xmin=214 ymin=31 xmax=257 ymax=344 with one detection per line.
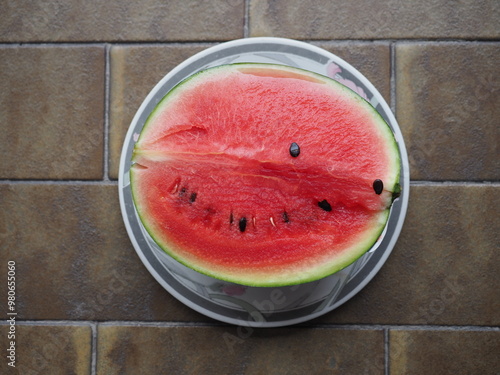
xmin=315 ymin=185 xmax=500 ymax=326
xmin=312 ymin=42 xmax=391 ymax=103
xmin=396 ymin=43 xmax=500 ymax=181
xmin=390 ymin=330 xmax=500 ymax=375
xmin=2 ymin=2 xmax=498 ymax=374
xmin=97 ymin=325 xmax=385 ymax=374
xmin=109 ymin=44 xmax=211 ymax=178
xmin=250 ymin=0 xmax=500 ymax=39
xmin=0 ymin=183 xmax=206 ymax=322
xmin=2 ymin=184 xmax=497 ymax=325
xmin=0 ymin=46 xmax=105 ymax=179
xmin=0 ymin=324 xmax=92 ymax=375
xmin=0 ymin=1 xmax=244 ymax=42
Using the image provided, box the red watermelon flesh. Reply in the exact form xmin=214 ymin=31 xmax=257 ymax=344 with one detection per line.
xmin=131 ymin=63 xmax=401 ymax=286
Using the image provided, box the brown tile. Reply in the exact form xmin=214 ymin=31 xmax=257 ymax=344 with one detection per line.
xmin=390 ymin=330 xmax=500 ymax=375
xmin=0 ymin=183 xmax=207 ymax=322
xmin=97 ymin=325 xmax=385 ymax=374
xmin=396 ymin=43 xmax=500 ymax=181
xmin=3 ymin=184 xmax=497 ymax=325
xmin=0 ymin=1 xmax=244 ymax=42
xmin=0 ymin=46 xmax=104 ymax=179
xmin=312 ymin=42 xmax=391 ymax=103
xmin=0 ymin=324 xmax=92 ymax=375
xmin=315 ymin=185 xmax=500 ymax=325
xmin=250 ymin=0 xmax=500 ymax=39
xmin=109 ymin=44 xmax=211 ymax=179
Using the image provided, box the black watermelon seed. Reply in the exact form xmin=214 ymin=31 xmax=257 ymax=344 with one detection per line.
xmin=282 ymin=211 xmax=290 ymax=223
xmin=179 ymin=187 xmax=187 ymax=196
xmin=289 ymin=142 xmax=300 ymax=157
xmin=229 ymin=212 xmax=234 ymax=224
xmin=189 ymin=192 xmax=197 ymax=203
xmin=373 ymin=179 xmax=384 ymax=195
xmin=318 ymin=199 xmax=332 ymax=212
xmin=239 ymin=217 xmax=247 ymax=232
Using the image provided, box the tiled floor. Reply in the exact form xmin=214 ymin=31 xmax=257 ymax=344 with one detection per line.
xmin=1 ymin=1 xmax=499 ymax=374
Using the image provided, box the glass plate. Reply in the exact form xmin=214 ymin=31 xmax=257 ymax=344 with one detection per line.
xmin=118 ymin=37 xmax=410 ymax=327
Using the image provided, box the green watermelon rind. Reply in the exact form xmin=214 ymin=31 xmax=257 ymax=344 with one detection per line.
xmin=131 ymin=63 xmax=401 ymax=287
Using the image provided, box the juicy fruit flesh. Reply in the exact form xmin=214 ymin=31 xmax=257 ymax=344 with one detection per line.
xmin=131 ymin=64 xmax=400 ymax=286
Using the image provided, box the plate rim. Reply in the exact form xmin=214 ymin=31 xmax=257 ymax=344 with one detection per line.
xmin=118 ymin=37 xmax=410 ymax=327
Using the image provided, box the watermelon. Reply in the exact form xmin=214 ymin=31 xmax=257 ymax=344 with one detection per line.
xmin=130 ymin=63 xmax=401 ymax=287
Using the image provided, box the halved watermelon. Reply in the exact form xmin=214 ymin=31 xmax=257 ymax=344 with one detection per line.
xmin=131 ymin=63 xmax=401 ymax=287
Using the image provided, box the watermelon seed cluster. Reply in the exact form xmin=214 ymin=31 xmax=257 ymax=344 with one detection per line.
xmin=174 ymin=184 xmax=199 ymax=204
xmin=171 ymin=175 xmax=386 ymax=235
xmin=229 ymin=210 xmax=292 ymax=233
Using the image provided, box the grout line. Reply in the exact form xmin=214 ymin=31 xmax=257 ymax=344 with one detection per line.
xmin=97 ymin=321 xmax=227 ymax=328
xmin=0 ymin=42 xmax=106 ymax=48
xmin=390 ymin=41 xmax=396 ymax=115
xmin=105 ymin=41 xmax=216 ymax=47
xmin=0 ymin=320 xmax=95 ymax=326
xmin=409 ymin=181 xmax=500 ymax=186
xmin=307 ymin=324 xmax=500 ymax=331
xmin=0 ymin=180 xmax=118 ymax=185
xmin=0 ymin=40 xmax=238 ymax=47
xmin=308 ymin=39 xmax=396 ymax=47
xmin=91 ymin=323 xmax=97 ymax=375
xmin=0 ymin=39 xmax=499 ymax=47
xmin=297 ymin=38 xmax=500 ymax=44
xmin=385 ymin=329 xmax=390 ymax=375
xmin=2 ymin=320 xmax=498 ymax=331
xmin=244 ymin=0 xmax=250 ymax=38
xmin=103 ymin=43 xmax=111 ymax=182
